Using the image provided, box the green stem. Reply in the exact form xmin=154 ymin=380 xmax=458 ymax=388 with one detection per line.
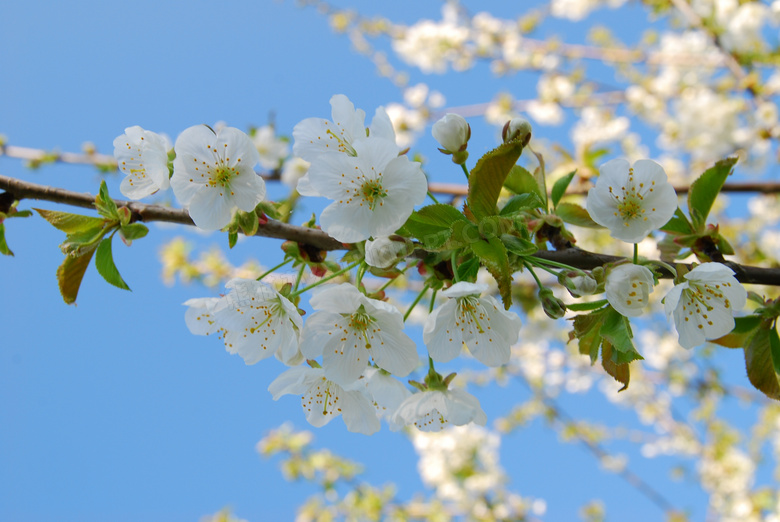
xmin=527 ymin=258 xmax=559 ymax=278
xmin=289 ymin=260 xmax=361 ymax=297
xmin=427 ymin=191 xmax=440 ymax=204
xmin=292 ymin=263 xmax=306 ymax=293
xmin=355 ymin=261 xmax=368 ymax=289
xmin=524 ymin=261 xmax=544 ymax=289
xmin=256 ymin=258 xmax=293 ymax=282
xmin=460 ymin=163 xmax=470 ymax=180
xmin=403 ymin=284 xmax=430 ymax=322
xmin=451 ymin=251 xmax=460 ymax=282
xmin=633 ymin=243 xmax=639 ymax=265
xmin=429 ymin=288 xmax=438 ymax=313
xmin=530 ymin=257 xmax=579 ymax=273
xmin=377 ymin=265 xmax=411 ymax=293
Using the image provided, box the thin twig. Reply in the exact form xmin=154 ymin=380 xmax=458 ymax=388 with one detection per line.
xmin=3 ymin=173 xmax=779 ymax=285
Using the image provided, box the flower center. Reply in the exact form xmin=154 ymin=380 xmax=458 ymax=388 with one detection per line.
xmin=459 ymin=296 xmax=487 ymax=334
xmin=347 ymin=305 xmax=376 ymax=348
xmin=618 ymin=197 xmax=644 ymax=221
xmin=326 ymin=128 xmax=357 ymax=156
xmin=361 ymin=179 xmax=387 ymax=210
xmin=210 ymin=166 xmax=237 ymax=187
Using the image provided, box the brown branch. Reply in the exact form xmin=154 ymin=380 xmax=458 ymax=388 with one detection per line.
xmin=2 ymin=173 xmax=779 ymax=285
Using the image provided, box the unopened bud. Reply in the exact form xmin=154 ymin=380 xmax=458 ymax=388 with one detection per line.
xmin=432 ymin=113 xmax=471 ymax=165
xmin=502 ymin=117 xmax=532 ymax=146
xmin=365 ymin=235 xmax=412 ymax=269
xmin=539 ymin=287 xmax=567 ymax=319
xmin=559 ymin=271 xmax=598 ymax=298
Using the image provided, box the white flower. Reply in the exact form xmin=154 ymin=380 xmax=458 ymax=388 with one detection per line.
xmin=392 ymin=386 xmax=487 ymax=432
xmin=300 ymin=283 xmax=419 ymax=386
xmin=280 ymin=156 xmax=310 ymax=189
xmin=292 ymin=94 xmax=396 ymax=162
xmin=365 ymin=236 xmax=410 ymax=269
xmin=252 ymin=125 xmax=289 ymax=170
xmin=605 ymin=264 xmax=656 ymax=317
xmin=171 ymin=125 xmax=266 ymax=230
xmin=212 ymin=279 xmax=303 ymax=366
xmin=432 ymin=113 xmax=470 ymax=154
xmin=502 ymin=117 xmax=533 ymax=144
xmin=183 ymin=296 xmax=225 ymax=336
xmin=361 ymin=367 xmax=412 ymax=431
xmin=586 ymin=158 xmax=677 ymax=243
xmin=663 ymin=263 xmax=747 ymax=349
xmin=423 ymin=282 xmax=522 ymax=367
xmin=113 ymin=126 xmax=170 ymax=200
xmin=268 ymin=366 xmax=380 ymax=435
xmin=305 ymin=138 xmax=428 ymax=243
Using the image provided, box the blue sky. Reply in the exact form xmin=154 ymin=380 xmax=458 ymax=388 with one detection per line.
xmin=0 ymin=1 xmax=769 ymax=521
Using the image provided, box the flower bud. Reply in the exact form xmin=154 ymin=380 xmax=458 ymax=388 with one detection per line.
xmin=502 ymin=117 xmax=532 ymax=146
xmin=432 ymin=113 xmax=470 ymax=165
xmin=559 ymin=271 xmax=598 ymax=298
xmin=538 ymin=287 xmax=567 ymax=319
xmin=365 ymin=235 xmax=411 ymax=269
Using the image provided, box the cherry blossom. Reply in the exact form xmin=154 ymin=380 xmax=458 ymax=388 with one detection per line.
xmin=300 ymin=283 xmax=419 ymax=386
xmin=268 ymin=365 xmax=380 ymax=435
xmin=212 ymin=278 xmax=303 ymax=366
xmin=171 ymin=125 xmax=266 ymax=230
xmin=605 ymin=264 xmax=656 ymax=317
xmin=113 ymin=126 xmax=170 ymax=200
xmin=424 ymin=282 xmax=522 ymax=367
xmin=392 ymin=385 xmax=487 ymax=432
xmin=663 ymin=263 xmax=747 ymax=349
xmin=587 ymin=158 xmax=677 ymax=243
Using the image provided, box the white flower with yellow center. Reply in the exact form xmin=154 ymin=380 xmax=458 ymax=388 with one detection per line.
xmin=292 ymin=94 xmax=396 ymax=162
xmin=587 ymin=158 xmax=677 ymax=243
xmin=305 ymin=138 xmax=427 ymax=243
xmin=268 ymin=366 xmax=380 ymax=435
xmin=300 ymin=283 xmax=419 ymax=387
xmin=663 ymin=263 xmax=747 ymax=349
xmin=392 ymin=385 xmax=487 ymax=432
xmin=183 ymin=296 xmax=225 ymax=336
xmin=252 ymin=125 xmax=289 ymax=170
xmin=113 ymin=126 xmax=170 ymax=200
xmin=605 ymin=264 xmax=656 ymax=317
xmin=212 ymin=279 xmax=303 ymax=366
xmin=171 ymin=125 xmax=266 ymax=230
xmin=423 ymin=282 xmax=522 ymax=367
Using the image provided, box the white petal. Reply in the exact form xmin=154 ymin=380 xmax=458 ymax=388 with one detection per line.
xmin=268 ymin=366 xmax=320 ymax=400
xmin=309 ymin=283 xmax=364 ymax=313
xmin=441 ymin=282 xmax=489 ymax=299
xmin=340 ymin=390 xmax=381 ymax=435
xmin=186 ymin=184 xmax=234 ymax=230
xmin=368 ymin=323 xmax=419 ymax=377
xmin=369 ymin=106 xmax=397 ymax=144
xmin=423 ymin=301 xmax=464 ymax=363
xmin=320 ymin=200 xmax=375 ymax=243
xmin=444 ymin=389 xmax=487 ymax=426
xmin=228 ymin=170 xmax=266 ymax=212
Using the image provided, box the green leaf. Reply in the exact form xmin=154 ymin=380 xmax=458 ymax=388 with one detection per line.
xmin=119 ymin=223 xmax=149 ymax=242
xmin=60 ymin=223 xmax=110 ymax=256
xmin=6 ymin=209 xmax=33 ymax=219
xmin=237 ymin=210 xmax=259 ymax=236
xmin=405 ymin=204 xmax=469 ymax=248
xmin=469 ymin=236 xmax=512 ymax=308
xmin=228 ymin=230 xmax=238 ymax=249
xmin=602 ymin=341 xmax=631 ymax=392
xmin=95 ymin=237 xmax=131 ymax=291
xmin=503 ymin=165 xmax=546 ymax=207
xmin=468 ymin=141 xmax=526 ymax=220
xmin=458 ymin=256 xmax=481 ymax=282
xmin=660 ymin=207 xmax=694 ymax=235
xmin=35 ymin=208 xmax=105 ymax=234
xmin=600 ymin=308 xmax=643 ymax=364
xmin=501 ymin=234 xmax=538 ymax=256
xmin=0 ymin=223 xmax=12 ymax=256
xmin=687 ymin=157 xmax=737 ymax=231
xmin=744 ymin=323 xmax=780 ymax=400
xmin=567 ymin=299 xmax=608 ymax=312
xmin=571 ymin=309 xmax=606 ymax=364
xmin=95 ymin=180 xmax=120 ymax=220
xmin=555 ymin=202 xmax=602 ymax=228
xmin=444 ymin=220 xmax=480 ymax=250
xmin=712 ymin=315 xmax=763 ymax=348
xmin=57 ymin=248 xmax=97 ymax=305
xmin=550 ymin=170 xmax=576 ymax=209
xmin=499 ymin=193 xmax=544 ymax=216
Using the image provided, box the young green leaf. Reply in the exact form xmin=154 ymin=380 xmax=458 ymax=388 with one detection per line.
xmin=659 ymin=207 xmax=694 ymax=235
xmin=555 ymin=202 xmax=602 ymax=228
xmin=35 ymin=208 xmax=105 ymax=234
xmin=119 ymin=223 xmax=149 ymax=242
xmin=470 ymin=236 xmax=512 ymax=309
xmin=599 ymin=308 xmax=644 ymax=365
xmin=567 ymin=299 xmax=609 ymax=312
xmin=95 ymin=237 xmax=131 ymax=291
xmin=550 ymin=170 xmax=576 ymax=209
xmin=498 ymin=193 xmax=544 ymax=216
xmin=687 ymin=157 xmax=737 ymax=231
xmin=501 ymin=234 xmax=538 ymax=257
xmin=503 ymin=165 xmax=546 ymax=207
xmin=744 ymin=323 xmax=780 ymax=400
xmin=468 ymin=140 xmax=526 ymax=220
xmin=602 ymin=341 xmax=631 ymax=392
xmin=572 ymin=310 xmax=606 ymax=364
xmin=95 ymin=180 xmax=120 ymax=220
xmin=0 ymin=223 xmax=12 ymax=256
xmin=57 ymin=248 xmax=98 ymax=305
